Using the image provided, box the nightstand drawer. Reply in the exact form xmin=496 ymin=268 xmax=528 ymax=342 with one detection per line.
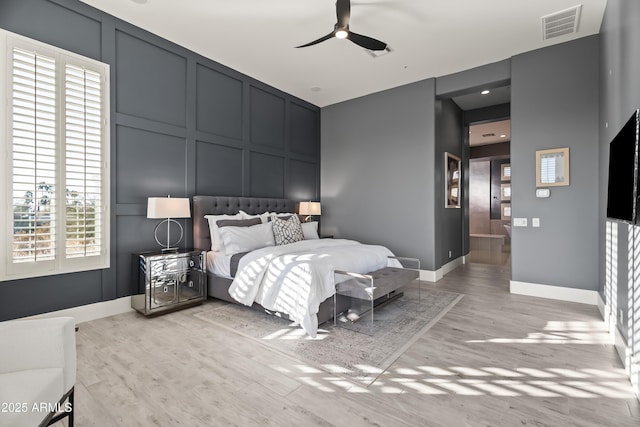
xmin=178 ymin=270 xmax=205 ymax=302
xmin=150 ymin=274 xmax=178 ymax=308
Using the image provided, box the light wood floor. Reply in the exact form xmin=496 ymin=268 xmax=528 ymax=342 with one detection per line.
xmin=57 ymin=263 xmax=639 ymax=426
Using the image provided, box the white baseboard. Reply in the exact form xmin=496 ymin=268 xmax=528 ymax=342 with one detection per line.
xmin=420 ymin=256 xmax=465 ymax=282
xmin=596 ymin=292 xmax=607 ymax=321
xmin=419 ymin=269 xmax=438 ymax=282
xmin=22 ymin=296 xmax=133 ymax=324
xmin=611 ymin=322 xmax=640 ymax=399
xmin=509 ymin=280 xmax=599 ymax=305
xmin=439 ymin=256 xmax=465 ymax=279
xmin=600 ymin=298 xmax=640 ymax=400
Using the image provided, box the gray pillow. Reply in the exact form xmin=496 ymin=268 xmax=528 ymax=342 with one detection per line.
xmin=216 ymin=217 xmax=261 ymax=228
xmin=272 ymin=215 xmax=304 ymax=245
xmin=267 ymin=214 xmax=293 ymax=221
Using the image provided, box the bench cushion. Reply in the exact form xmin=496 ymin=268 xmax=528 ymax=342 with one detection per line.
xmin=337 ymin=267 xmax=419 ymax=301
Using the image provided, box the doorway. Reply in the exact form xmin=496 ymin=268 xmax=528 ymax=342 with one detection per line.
xmin=468 ymin=119 xmax=511 ymax=266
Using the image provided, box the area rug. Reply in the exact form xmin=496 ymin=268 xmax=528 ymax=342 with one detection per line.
xmin=194 ymin=286 xmax=462 ymax=386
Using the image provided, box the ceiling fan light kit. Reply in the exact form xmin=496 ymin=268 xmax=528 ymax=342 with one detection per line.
xmin=335 ymin=29 xmax=348 ymax=39
xmin=296 ymin=0 xmax=388 ymax=51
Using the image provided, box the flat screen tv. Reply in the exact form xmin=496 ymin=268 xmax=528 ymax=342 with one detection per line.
xmin=606 ymin=109 xmax=640 ymax=223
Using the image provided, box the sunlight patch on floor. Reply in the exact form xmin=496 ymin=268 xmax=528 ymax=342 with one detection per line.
xmin=262 ymin=326 xmax=329 ymax=340
xmin=466 ymin=320 xmax=612 ymax=345
xmin=268 ymin=362 xmax=636 ymax=399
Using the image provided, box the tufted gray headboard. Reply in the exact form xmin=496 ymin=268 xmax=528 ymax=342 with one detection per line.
xmin=193 ymin=196 xmax=297 ymax=251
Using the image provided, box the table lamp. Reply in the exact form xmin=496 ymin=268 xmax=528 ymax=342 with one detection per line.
xmin=147 ymin=196 xmax=191 ymax=252
xmin=298 ymin=201 xmax=321 ymax=222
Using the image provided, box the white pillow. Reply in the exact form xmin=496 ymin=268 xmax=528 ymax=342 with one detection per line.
xmin=218 ymin=222 xmax=275 ymax=255
xmin=268 ymin=212 xmax=296 ymax=220
xmin=301 ymin=221 xmax=319 ymax=240
xmin=239 ymin=210 xmax=270 ymax=223
xmin=204 ymin=213 xmax=242 ymax=252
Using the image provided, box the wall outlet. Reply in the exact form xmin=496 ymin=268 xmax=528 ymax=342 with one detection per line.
xmin=513 ymin=218 xmax=528 ymax=227
xmin=532 ymin=218 xmax=540 ymax=227
xmin=619 ymin=309 xmax=624 ymax=324
xmin=448 ymin=250 xmax=452 ymax=258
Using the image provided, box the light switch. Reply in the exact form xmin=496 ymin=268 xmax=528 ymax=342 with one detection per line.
xmin=513 ymin=218 xmax=527 ymax=227
xmin=532 ymin=218 xmax=540 ymax=227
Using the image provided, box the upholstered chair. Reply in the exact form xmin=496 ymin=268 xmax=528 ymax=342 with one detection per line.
xmin=0 ymin=316 xmax=76 ymax=426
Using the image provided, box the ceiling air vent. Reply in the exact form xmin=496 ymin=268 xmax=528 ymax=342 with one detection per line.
xmin=482 ymin=133 xmax=495 ymax=138
xmin=541 ymin=5 xmax=582 ymax=40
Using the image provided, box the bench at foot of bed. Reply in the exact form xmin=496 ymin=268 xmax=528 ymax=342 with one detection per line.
xmin=333 ymin=256 xmax=421 ymax=333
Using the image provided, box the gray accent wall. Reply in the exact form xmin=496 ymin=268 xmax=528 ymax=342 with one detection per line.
xmin=321 ymin=80 xmax=438 ymax=270
xmin=435 ymin=99 xmax=465 ymax=265
xmin=0 ymin=0 xmax=320 ymax=320
xmin=599 ymin=0 xmax=640 ymax=342
xmin=510 ymin=36 xmax=600 ymax=291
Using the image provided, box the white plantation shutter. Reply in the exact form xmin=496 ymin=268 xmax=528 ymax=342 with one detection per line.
xmin=64 ymin=65 xmax=103 ymax=258
xmin=1 ymin=30 xmax=110 ymax=281
xmin=11 ymin=48 xmax=57 ymax=264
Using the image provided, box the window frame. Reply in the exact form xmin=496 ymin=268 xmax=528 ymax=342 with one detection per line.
xmin=0 ymin=29 xmax=110 ymax=281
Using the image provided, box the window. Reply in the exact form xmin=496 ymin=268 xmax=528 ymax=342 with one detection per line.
xmin=1 ymin=30 xmax=110 ymax=281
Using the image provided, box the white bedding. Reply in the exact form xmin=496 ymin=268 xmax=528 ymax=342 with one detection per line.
xmin=206 ymin=251 xmax=233 ymax=279
xmin=228 ymin=238 xmax=401 ymax=337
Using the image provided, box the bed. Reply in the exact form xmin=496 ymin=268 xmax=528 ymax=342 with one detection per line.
xmin=193 ymin=195 xmax=403 ymax=337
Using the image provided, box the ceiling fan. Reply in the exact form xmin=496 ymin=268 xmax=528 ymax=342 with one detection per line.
xmin=296 ymin=0 xmax=388 ymax=51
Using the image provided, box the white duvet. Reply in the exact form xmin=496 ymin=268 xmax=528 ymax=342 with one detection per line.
xmin=228 ymin=239 xmax=400 ymax=337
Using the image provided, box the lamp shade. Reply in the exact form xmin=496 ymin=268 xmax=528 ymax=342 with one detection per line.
xmin=147 ymin=197 xmax=191 ymax=219
xmin=299 ymin=201 xmax=321 ymax=216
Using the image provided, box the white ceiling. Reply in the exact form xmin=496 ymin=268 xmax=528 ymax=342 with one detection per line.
xmin=79 ymin=0 xmax=606 ymax=107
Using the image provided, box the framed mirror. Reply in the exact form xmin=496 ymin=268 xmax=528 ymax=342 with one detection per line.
xmin=536 ymin=147 xmax=569 ymax=187
xmin=445 ymin=152 xmax=461 ymax=208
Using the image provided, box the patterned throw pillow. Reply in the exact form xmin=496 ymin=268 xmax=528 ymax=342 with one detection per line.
xmin=272 ymin=214 xmax=305 ymax=245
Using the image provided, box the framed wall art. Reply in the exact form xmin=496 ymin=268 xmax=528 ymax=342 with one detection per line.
xmin=501 ymin=163 xmax=511 ymax=181
xmin=501 ymin=183 xmax=511 ymax=201
xmin=445 ymin=152 xmax=461 ymax=208
xmin=536 ymin=147 xmax=569 ymax=187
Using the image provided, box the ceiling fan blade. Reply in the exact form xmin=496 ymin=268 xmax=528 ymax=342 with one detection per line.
xmin=347 ymin=31 xmax=387 ymax=51
xmin=336 ymin=0 xmax=351 ymax=29
xmin=295 ymin=32 xmax=335 ymax=48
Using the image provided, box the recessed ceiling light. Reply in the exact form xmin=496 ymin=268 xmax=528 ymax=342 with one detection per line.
xmin=500 ymin=134 xmax=507 ymax=138
xmin=481 ymin=90 xmax=490 ymax=95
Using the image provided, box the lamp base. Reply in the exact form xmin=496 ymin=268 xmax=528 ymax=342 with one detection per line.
xmin=154 ymin=218 xmax=184 ymax=251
